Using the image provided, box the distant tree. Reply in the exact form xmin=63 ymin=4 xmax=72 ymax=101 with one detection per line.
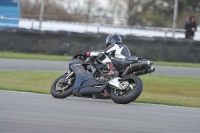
xmin=123 ymin=0 xmax=199 ymax=27
xmin=20 ymin=0 xmax=200 ymax=27
xmin=20 ymin=0 xmax=89 ymax=22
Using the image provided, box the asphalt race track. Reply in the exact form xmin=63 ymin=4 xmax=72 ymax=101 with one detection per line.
xmin=1 ymin=90 xmax=200 ymax=133
xmin=1 ymin=58 xmax=200 ymax=133
xmin=0 ymin=58 xmax=200 ymax=77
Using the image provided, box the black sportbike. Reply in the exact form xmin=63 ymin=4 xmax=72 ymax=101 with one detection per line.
xmin=50 ymin=53 xmax=155 ymax=104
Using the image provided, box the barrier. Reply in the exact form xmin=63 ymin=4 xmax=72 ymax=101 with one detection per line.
xmin=0 ymin=29 xmax=200 ymax=63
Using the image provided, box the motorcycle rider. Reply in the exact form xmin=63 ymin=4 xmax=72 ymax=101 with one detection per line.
xmin=83 ymin=34 xmax=131 ymax=77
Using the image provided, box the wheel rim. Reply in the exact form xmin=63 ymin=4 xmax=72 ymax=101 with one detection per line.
xmin=55 ymin=77 xmax=74 ymax=93
xmin=113 ymin=80 xmax=136 ymax=96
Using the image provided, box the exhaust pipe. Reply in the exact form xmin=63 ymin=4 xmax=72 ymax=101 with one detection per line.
xmin=130 ymin=60 xmax=152 ymax=71
xmin=134 ymin=67 xmax=155 ymax=76
xmin=122 ymin=60 xmax=155 ymax=77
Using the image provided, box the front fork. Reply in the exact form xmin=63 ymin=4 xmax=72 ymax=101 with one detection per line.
xmin=65 ymin=71 xmax=74 ymax=79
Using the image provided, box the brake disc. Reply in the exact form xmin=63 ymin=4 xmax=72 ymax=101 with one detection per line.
xmin=119 ymin=81 xmax=129 ymax=90
xmin=55 ymin=79 xmax=71 ymax=91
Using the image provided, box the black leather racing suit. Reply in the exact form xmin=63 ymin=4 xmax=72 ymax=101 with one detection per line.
xmin=90 ymin=43 xmax=131 ymax=71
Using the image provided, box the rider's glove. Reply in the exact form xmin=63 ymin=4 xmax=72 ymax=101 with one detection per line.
xmin=85 ymin=52 xmax=91 ymax=57
xmin=82 ymin=51 xmax=90 ymax=57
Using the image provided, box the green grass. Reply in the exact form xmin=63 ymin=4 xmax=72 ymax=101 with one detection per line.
xmin=0 ymin=51 xmax=71 ymax=61
xmin=137 ymin=75 xmax=200 ymax=107
xmin=0 ymin=70 xmax=62 ymax=94
xmin=0 ymin=70 xmax=199 ymax=107
xmin=154 ymin=61 xmax=200 ymax=68
xmin=0 ymin=51 xmax=200 ymax=67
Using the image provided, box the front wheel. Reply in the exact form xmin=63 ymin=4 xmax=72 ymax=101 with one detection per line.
xmin=110 ymin=76 xmax=143 ymax=104
xmin=50 ymin=72 xmax=74 ymax=98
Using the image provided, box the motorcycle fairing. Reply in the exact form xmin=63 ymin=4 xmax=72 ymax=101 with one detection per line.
xmin=69 ymin=60 xmax=105 ymax=95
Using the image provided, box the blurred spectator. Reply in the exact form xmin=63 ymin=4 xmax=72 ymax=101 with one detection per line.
xmin=184 ymin=16 xmax=197 ymax=39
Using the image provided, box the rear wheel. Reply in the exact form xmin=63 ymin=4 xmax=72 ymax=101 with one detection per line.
xmin=50 ymin=73 xmax=74 ymax=98
xmin=110 ymin=76 xmax=143 ymax=104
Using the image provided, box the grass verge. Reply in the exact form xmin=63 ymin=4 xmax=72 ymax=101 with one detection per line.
xmin=0 ymin=70 xmax=199 ymax=107
xmin=154 ymin=61 xmax=200 ymax=68
xmin=136 ymin=75 xmax=200 ymax=107
xmin=0 ymin=51 xmax=72 ymax=61
xmin=0 ymin=51 xmax=200 ymax=68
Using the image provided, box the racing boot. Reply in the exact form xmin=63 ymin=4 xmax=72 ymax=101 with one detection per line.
xmin=107 ymin=62 xmax=119 ymax=78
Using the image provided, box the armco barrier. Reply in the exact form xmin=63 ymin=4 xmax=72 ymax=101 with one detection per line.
xmin=0 ymin=29 xmax=200 ymax=63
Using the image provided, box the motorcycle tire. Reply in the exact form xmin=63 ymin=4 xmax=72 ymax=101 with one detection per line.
xmin=110 ymin=76 xmax=143 ymax=104
xmin=50 ymin=74 xmax=74 ymax=98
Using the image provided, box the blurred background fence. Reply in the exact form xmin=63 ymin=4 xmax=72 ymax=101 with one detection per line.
xmin=1 ymin=0 xmax=200 ymax=62
xmin=0 ymin=0 xmax=200 ymax=39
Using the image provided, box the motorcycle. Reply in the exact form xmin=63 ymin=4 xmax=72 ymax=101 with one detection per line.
xmin=50 ymin=53 xmax=155 ymax=104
